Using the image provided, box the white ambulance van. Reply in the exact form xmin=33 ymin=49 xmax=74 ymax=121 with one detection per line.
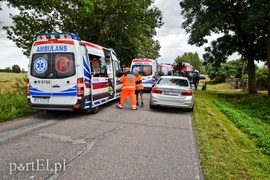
xmin=27 ymin=32 xmax=123 ymax=113
xmin=130 ymin=59 xmax=158 ymax=90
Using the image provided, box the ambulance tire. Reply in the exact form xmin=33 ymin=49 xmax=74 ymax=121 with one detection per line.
xmin=91 ymin=106 xmax=99 ymax=114
xmin=83 ymin=108 xmax=92 ymax=114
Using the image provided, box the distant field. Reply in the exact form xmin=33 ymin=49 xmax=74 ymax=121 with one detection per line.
xmin=0 ymin=72 xmax=27 ymax=93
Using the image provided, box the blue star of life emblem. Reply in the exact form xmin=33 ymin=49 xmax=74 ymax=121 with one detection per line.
xmin=34 ymin=57 xmax=47 ymax=74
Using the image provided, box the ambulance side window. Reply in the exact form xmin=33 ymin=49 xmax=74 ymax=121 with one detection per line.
xmin=115 ymin=62 xmax=122 ymax=77
xmin=89 ymin=54 xmax=108 ymax=77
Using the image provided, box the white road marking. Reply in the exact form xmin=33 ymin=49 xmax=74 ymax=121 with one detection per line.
xmin=0 ymin=120 xmax=56 ymax=143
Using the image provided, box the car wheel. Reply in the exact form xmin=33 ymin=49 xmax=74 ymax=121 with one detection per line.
xmin=149 ymin=102 xmax=156 ymax=109
xmin=187 ymin=105 xmax=194 ymax=112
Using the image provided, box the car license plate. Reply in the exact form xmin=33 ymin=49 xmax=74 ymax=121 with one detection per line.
xmin=164 ymin=91 xmax=179 ymax=96
xmin=34 ymin=98 xmax=49 ymax=103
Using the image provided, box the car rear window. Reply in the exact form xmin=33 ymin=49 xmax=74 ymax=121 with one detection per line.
xmin=31 ymin=53 xmax=75 ymax=79
xmin=158 ymin=78 xmax=189 ymax=87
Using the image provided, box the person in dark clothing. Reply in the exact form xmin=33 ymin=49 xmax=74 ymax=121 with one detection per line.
xmin=193 ymin=73 xmax=200 ymax=90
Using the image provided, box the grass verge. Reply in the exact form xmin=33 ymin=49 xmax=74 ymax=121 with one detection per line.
xmin=193 ymin=83 xmax=270 ymax=179
xmin=0 ymin=76 xmax=37 ymax=123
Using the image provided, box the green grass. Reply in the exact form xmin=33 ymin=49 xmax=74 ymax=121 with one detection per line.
xmin=0 ymin=74 xmax=37 ymax=123
xmin=193 ymin=83 xmax=270 ymax=179
xmin=0 ymin=92 xmax=37 ymax=123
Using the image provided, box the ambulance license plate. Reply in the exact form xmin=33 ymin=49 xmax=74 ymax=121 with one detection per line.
xmin=34 ymin=98 xmax=49 ymax=104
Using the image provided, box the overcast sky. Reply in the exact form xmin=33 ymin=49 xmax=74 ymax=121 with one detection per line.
xmin=0 ymin=0 xmax=240 ymax=70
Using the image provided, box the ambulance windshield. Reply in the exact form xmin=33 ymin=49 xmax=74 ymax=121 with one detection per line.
xmin=132 ymin=65 xmax=152 ymax=76
xmin=31 ymin=53 xmax=76 ymax=79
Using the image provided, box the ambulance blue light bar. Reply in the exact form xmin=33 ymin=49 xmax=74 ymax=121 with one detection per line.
xmin=34 ymin=32 xmax=81 ymax=41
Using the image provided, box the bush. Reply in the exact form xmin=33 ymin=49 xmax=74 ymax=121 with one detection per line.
xmin=256 ymin=68 xmax=268 ymax=90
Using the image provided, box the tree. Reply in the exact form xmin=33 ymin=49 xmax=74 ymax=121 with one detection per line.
xmin=174 ymin=52 xmax=204 ymax=72
xmin=227 ymin=60 xmax=248 ymax=79
xmin=243 ymin=0 xmax=270 ymax=97
xmin=12 ymin=64 xmax=21 ymax=73
xmin=180 ymin=0 xmax=267 ymax=94
xmin=256 ymin=68 xmax=268 ymax=90
xmin=4 ymin=0 xmax=163 ymax=65
xmin=4 ymin=67 xmax=12 ymax=72
xmin=206 ymin=60 xmax=250 ymax=82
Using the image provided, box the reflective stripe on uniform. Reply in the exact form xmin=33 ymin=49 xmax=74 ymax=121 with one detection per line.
xmin=122 ymin=86 xmax=135 ymax=89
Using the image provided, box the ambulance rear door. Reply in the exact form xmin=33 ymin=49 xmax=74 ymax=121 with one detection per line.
xmin=50 ymin=51 xmax=78 ymax=105
xmin=29 ymin=53 xmax=53 ymax=105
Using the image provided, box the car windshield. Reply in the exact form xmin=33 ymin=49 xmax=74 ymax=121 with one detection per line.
xmin=158 ymin=78 xmax=189 ymax=87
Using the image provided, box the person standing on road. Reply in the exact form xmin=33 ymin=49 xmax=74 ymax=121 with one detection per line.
xmin=116 ymin=67 xmax=137 ymax=110
xmin=134 ymin=71 xmax=144 ymax=107
xmin=193 ymin=73 xmax=200 ymax=90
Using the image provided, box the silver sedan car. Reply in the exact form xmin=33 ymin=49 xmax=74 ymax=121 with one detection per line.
xmin=149 ymin=76 xmax=195 ymax=111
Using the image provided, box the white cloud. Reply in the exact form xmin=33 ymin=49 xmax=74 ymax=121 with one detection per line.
xmin=2 ymin=0 xmax=261 ymax=71
xmin=153 ymin=0 xmax=242 ymax=64
xmin=0 ymin=3 xmax=29 ymax=70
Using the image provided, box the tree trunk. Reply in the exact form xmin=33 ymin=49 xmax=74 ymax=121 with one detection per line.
xmin=265 ymin=37 xmax=270 ymax=98
xmin=247 ymin=58 xmax=257 ymax=94
xmin=240 ymin=61 xmax=246 ymax=88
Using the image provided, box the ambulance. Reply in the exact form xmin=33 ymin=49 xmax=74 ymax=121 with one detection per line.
xmin=27 ymin=32 xmax=123 ymax=113
xmin=130 ymin=59 xmax=158 ymax=90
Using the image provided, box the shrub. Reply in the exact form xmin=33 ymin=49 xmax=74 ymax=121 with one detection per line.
xmin=256 ymin=68 xmax=268 ymax=90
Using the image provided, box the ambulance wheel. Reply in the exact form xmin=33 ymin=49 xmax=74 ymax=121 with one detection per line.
xmin=91 ymin=106 xmax=99 ymax=114
xmin=83 ymin=108 xmax=92 ymax=114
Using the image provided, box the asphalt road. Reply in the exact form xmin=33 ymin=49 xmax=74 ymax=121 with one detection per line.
xmin=0 ymin=94 xmax=203 ymax=180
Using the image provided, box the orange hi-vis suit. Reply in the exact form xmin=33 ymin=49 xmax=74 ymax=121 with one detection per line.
xmin=119 ymin=71 xmax=137 ymax=109
xmin=135 ymin=75 xmax=144 ymax=91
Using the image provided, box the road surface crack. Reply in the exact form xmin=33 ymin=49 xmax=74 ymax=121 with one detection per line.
xmin=46 ymin=125 xmax=123 ymax=180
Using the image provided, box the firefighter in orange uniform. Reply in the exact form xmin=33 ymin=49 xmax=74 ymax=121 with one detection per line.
xmin=116 ymin=67 xmax=137 ymax=110
xmin=134 ymin=71 xmax=144 ymax=107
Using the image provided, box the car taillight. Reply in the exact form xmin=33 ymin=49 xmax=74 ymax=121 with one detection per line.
xmin=27 ymin=78 xmax=30 ymax=96
xmin=77 ymin=78 xmax=84 ymax=97
xmin=152 ymin=87 xmax=162 ymax=94
xmin=181 ymin=90 xmax=193 ymax=96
